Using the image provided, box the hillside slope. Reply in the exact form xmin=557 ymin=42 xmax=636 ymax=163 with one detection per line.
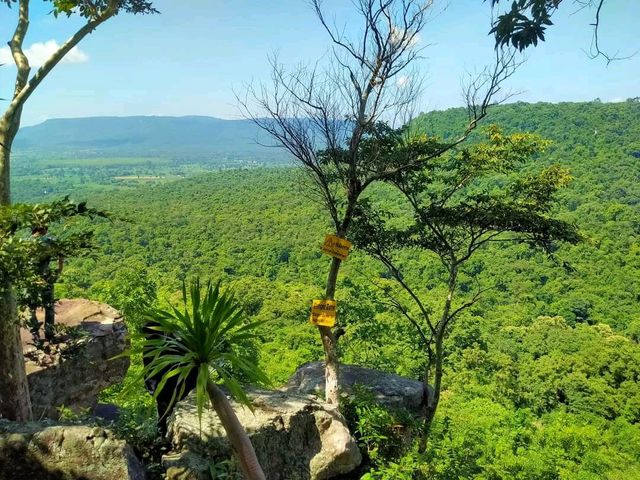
xmin=50 ymin=100 xmax=640 ymax=479
xmin=14 ymin=115 xmax=280 ymax=159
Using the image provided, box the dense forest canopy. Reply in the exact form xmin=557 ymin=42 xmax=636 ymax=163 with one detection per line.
xmin=0 ymin=0 xmax=636 ymax=475
xmin=28 ymin=100 xmax=637 ymax=331
xmin=10 ymin=99 xmax=640 ymax=478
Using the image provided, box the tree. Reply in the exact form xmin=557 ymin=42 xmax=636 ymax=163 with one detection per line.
xmin=140 ymin=279 xmax=269 ymax=480
xmin=1 ymin=197 xmax=106 ymax=343
xmin=0 ymin=0 xmax=156 ymax=421
xmin=12 ymin=197 xmax=107 ymax=341
xmin=0 ymin=205 xmax=36 ymax=418
xmin=351 ymin=126 xmax=581 ymax=447
xmin=242 ymin=0 xmax=519 ymax=405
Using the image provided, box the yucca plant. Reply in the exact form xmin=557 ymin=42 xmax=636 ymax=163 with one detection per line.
xmin=140 ymin=278 xmax=269 ymax=480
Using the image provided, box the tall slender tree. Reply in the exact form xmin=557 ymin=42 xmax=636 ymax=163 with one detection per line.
xmin=243 ymin=0 xmax=520 ymax=405
xmin=0 ymin=0 xmax=156 ymax=421
xmin=351 ymin=126 xmax=581 ymax=448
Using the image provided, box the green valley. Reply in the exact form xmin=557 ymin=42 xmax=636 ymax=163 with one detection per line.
xmin=2 ymin=0 xmax=639 ymax=478
xmin=11 ymin=100 xmax=639 ymax=479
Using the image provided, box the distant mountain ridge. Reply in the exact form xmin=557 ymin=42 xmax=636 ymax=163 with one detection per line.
xmin=14 ymin=115 xmax=279 ymax=159
xmin=14 ymin=101 xmax=640 ymax=162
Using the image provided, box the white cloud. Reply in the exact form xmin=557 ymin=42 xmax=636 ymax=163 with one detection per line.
xmin=0 ymin=40 xmax=88 ymax=68
xmin=396 ymin=75 xmax=410 ymax=88
xmin=390 ymin=26 xmax=421 ymax=48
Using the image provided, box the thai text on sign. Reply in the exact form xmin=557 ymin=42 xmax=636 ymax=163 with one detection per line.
xmin=321 ymin=234 xmax=352 ymax=261
xmin=309 ymin=299 xmax=337 ymax=327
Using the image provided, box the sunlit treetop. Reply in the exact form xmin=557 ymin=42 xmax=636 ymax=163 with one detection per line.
xmin=351 ymin=125 xmax=581 ymax=262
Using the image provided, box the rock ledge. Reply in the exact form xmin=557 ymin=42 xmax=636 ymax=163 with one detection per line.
xmin=0 ymin=421 xmax=146 ymax=480
xmin=21 ymin=299 xmax=130 ymax=419
xmin=287 ymin=362 xmax=428 ymax=414
xmin=166 ymin=389 xmax=361 ymax=480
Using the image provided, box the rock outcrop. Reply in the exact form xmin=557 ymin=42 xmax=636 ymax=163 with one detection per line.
xmin=165 ymin=389 xmax=361 ymax=480
xmin=287 ymin=362 xmax=428 ymax=414
xmin=21 ymin=299 xmax=129 ymax=419
xmin=0 ymin=421 xmax=146 ymax=480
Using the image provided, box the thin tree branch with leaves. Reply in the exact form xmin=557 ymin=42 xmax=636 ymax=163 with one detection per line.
xmin=351 ymin=126 xmax=581 ymax=448
xmin=240 ymin=0 xmax=521 ymax=406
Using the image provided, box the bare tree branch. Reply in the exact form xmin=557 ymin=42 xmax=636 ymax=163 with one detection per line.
xmin=362 ymin=48 xmax=523 ymax=187
xmin=582 ymin=0 xmax=637 ymax=64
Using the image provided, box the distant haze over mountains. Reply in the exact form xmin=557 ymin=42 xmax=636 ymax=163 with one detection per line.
xmin=14 ymin=116 xmax=281 ymax=159
xmin=14 ymin=101 xmax=639 ymax=162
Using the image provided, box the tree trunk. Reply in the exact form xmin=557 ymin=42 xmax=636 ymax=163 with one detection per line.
xmin=418 ymin=339 xmax=443 ymax=453
xmin=0 ymin=0 xmax=120 ymax=422
xmin=319 ymin=324 xmax=339 ymax=405
xmin=206 ymin=380 xmax=266 ymax=480
xmin=0 ymin=129 xmax=12 ymax=205
xmin=0 ymin=282 xmax=32 ymax=421
xmin=28 ymin=306 xmax=39 ymax=340
xmin=39 ymin=258 xmax=56 ymax=340
xmin=0 ymin=121 xmax=32 ymax=421
xmin=318 ymin=202 xmax=358 ymax=406
xmin=319 ymin=252 xmax=342 ymax=405
xmin=419 ymin=267 xmax=455 ymax=452
xmin=43 ymin=280 xmax=55 ymax=341
xmin=419 ymin=334 xmax=443 ymax=452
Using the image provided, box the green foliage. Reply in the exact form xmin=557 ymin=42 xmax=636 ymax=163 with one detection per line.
xmin=1 ymin=197 xmax=106 ymax=339
xmin=349 ymin=124 xmax=582 ymax=449
xmin=489 ymin=316 xmax=640 ymax=422
xmin=139 ymin=279 xmax=270 ymax=422
xmin=0 ymin=207 xmax=35 ymax=288
xmin=354 ymin=126 xmax=579 ymax=259
xmin=14 ymin=101 xmax=640 ymax=478
xmin=101 ymin=351 xmax=155 ymax=418
xmin=0 ymin=197 xmax=106 ymax=297
xmin=90 ymin=265 xmax=157 ymax=331
xmin=341 ymin=386 xmax=418 ymax=470
xmin=2 ymin=0 xmax=158 ymax=16
xmin=489 ymin=0 xmax=558 ymax=51
xmin=107 ymin=388 xmax=168 ymax=480
xmin=53 ymin=0 xmax=157 ymax=17
xmin=208 ymin=459 xmax=241 ymax=480
xmin=420 ymin=317 xmax=640 ymax=479
xmin=56 ymin=404 xmax=92 ymax=422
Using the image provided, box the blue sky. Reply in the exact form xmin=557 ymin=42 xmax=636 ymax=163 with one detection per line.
xmin=1 ymin=0 xmax=638 ymax=126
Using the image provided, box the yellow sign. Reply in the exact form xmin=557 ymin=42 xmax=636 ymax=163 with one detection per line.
xmin=309 ymin=299 xmax=337 ymax=327
xmin=321 ymin=234 xmax=352 ymax=261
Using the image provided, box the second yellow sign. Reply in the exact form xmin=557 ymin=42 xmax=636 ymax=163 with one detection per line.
xmin=309 ymin=299 xmax=337 ymax=327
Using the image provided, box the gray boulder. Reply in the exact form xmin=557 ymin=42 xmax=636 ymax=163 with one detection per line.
xmin=165 ymin=389 xmax=361 ymax=480
xmin=286 ymin=362 xmax=428 ymax=414
xmin=0 ymin=421 xmax=146 ymax=480
xmin=21 ymin=299 xmax=130 ymax=419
